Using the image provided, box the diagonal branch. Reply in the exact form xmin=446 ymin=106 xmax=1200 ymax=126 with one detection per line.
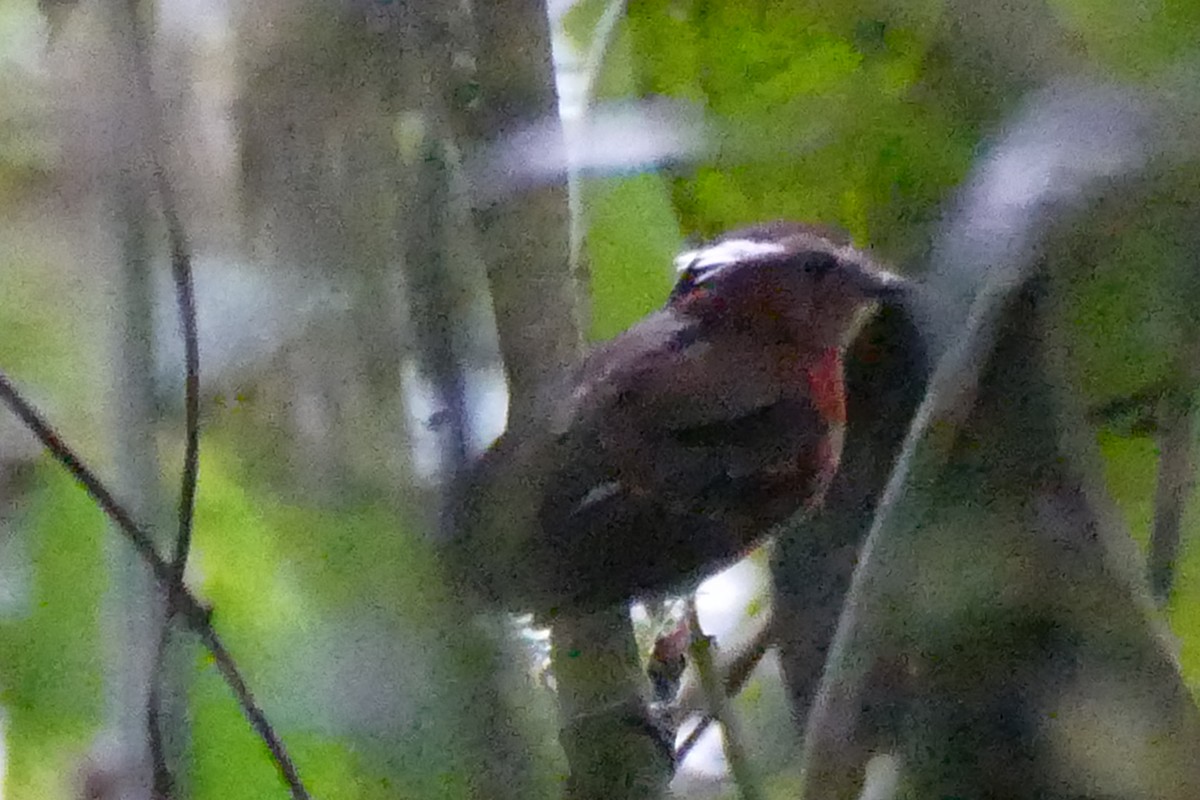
xmin=681 ymin=602 xmax=766 ymax=800
xmin=674 ymin=616 xmax=771 ymax=764
xmin=800 ymin=80 xmax=1177 ymax=799
xmin=0 ymin=369 xmax=311 ymax=800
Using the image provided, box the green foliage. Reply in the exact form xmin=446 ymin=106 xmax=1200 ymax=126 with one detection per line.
xmin=1050 ymin=0 xmax=1200 ymax=77
xmin=584 ymin=175 xmax=680 ymax=338
xmin=1097 ymin=430 xmax=1158 ymax=547
xmin=190 ymin=665 xmax=402 ymax=800
xmin=194 ymin=436 xmax=444 ymax=619
xmin=2 ymin=0 xmax=1200 ymax=795
xmin=1173 ymin=492 xmax=1200 ymax=696
xmin=1065 ymin=206 xmax=1198 ymax=407
xmin=623 ymin=0 xmax=969 ymax=243
xmin=577 ymin=0 xmax=977 ymax=341
xmin=0 ymin=462 xmax=105 ymax=800
xmin=1099 ymin=428 xmax=1200 ymax=696
xmin=0 ymin=245 xmax=102 ymax=425
xmin=186 ymin=443 xmax=486 ymax=799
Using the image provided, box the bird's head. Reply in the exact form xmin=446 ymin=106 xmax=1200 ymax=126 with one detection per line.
xmin=668 ymin=221 xmax=905 ymax=351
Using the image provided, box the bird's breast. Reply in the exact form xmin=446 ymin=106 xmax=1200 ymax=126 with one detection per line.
xmin=622 ymin=332 xmax=820 ymax=430
xmin=804 ymin=346 xmax=847 ymax=427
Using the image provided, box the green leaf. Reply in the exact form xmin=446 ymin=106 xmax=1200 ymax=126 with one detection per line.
xmin=0 ymin=462 xmax=105 ymax=800
xmin=584 ymin=174 xmax=681 ymax=340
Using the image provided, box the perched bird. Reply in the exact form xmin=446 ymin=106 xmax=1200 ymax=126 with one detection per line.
xmin=451 ymin=222 xmax=904 ymax=613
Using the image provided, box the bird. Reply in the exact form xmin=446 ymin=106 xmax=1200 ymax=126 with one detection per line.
xmin=450 ymin=221 xmax=905 ymax=613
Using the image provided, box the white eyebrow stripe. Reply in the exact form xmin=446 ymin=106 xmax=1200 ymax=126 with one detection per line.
xmin=673 ymin=239 xmax=788 ymax=275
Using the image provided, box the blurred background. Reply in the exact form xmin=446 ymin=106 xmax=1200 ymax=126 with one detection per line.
xmin=1 ymin=0 xmax=1200 ymax=798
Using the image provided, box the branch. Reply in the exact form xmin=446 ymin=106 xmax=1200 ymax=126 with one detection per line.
xmin=146 ymin=626 xmax=175 ymax=797
xmin=452 ymin=1 xmax=671 ymax=795
xmin=121 ymin=0 xmax=200 ymax=582
xmin=800 ymin=80 xmax=1183 ymax=799
xmin=554 ymin=607 xmax=673 ymax=800
xmin=117 ymin=3 xmax=202 ymax=792
xmin=567 ymin=0 xmax=627 ymax=300
xmin=1149 ymin=392 xmax=1197 ymax=605
xmin=0 ymin=370 xmax=311 ymax=800
xmin=462 ymin=0 xmax=581 ymax=433
xmin=685 ymin=601 xmax=765 ymax=800
xmin=577 ymin=0 xmax=628 ymax=113
xmin=673 ymin=613 xmax=772 ymax=764
xmin=1148 ymin=310 xmax=1200 ymax=606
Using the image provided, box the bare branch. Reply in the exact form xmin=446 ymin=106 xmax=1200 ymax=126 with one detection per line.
xmin=147 ymin=631 xmax=174 ymax=797
xmin=1149 ymin=392 xmax=1197 ymax=605
xmin=685 ymin=601 xmax=765 ymax=800
xmin=0 ymin=369 xmax=311 ymax=800
xmin=1149 ymin=309 xmax=1200 ymax=605
xmin=554 ymin=607 xmax=673 ymax=800
xmin=116 ymin=2 xmax=202 ymax=791
xmin=674 ymin=617 xmax=771 ymax=765
xmin=121 ymin=0 xmax=201 ymax=580
xmin=800 ymin=81 xmax=1185 ymax=799
xmin=574 ymin=0 xmax=628 ymax=118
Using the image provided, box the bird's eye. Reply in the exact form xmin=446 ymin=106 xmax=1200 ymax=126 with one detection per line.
xmin=669 ymin=267 xmax=707 ymax=302
xmin=803 ymin=253 xmax=839 ymax=275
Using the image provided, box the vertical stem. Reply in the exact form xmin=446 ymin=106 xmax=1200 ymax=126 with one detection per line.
xmin=103 ymin=112 xmax=167 ymax=799
xmin=402 ymin=136 xmax=472 ymax=497
xmin=465 ymin=0 xmax=581 ymax=433
xmin=554 ymin=608 xmax=673 ymax=800
xmin=461 ymin=3 xmax=672 ymax=795
xmin=1150 ymin=392 xmax=1197 ymax=605
xmin=686 ymin=602 xmax=765 ymax=800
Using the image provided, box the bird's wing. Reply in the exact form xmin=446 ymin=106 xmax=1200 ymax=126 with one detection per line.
xmin=534 ymin=398 xmax=828 ymax=608
xmin=539 ymin=309 xmax=825 ymax=515
xmin=551 ymin=309 xmax=697 ymax=436
xmin=544 ymin=396 xmax=825 ymax=530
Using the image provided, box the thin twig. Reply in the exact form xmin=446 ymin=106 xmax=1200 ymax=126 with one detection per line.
xmin=566 ymin=0 xmax=628 ymax=332
xmin=0 ymin=370 xmax=311 ymax=800
xmin=147 ymin=622 xmax=176 ymax=798
xmin=195 ymin=623 xmax=309 ymax=798
xmin=686 ymin=601 xmax=766 ymax=800
xmin=577 ymin=0 xmax=627 ymax=112
xmin=0 ymin=371 xmax=170 ymax=578
xmin=120 ymin=7 xmax=202 ymax=791
xmin=164 ymin=204 xmax=201 ymax=577
xmin=1149 ymin=308 xmax=1200 ymax=605
xmin=675 ymin=616 xmax=771 ymax=764
xmin=122 ymin=0 xmax=201 ymax=582
xmin=1150 ymin=394 xmax=1199 ymax=605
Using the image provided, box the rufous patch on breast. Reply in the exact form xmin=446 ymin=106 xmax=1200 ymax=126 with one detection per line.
xmin=806 ymin=346 xmax=847 ymax=427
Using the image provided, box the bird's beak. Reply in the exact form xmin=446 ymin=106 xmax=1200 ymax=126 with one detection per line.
xmin=845 ymin=262 xmax=908 ymax=300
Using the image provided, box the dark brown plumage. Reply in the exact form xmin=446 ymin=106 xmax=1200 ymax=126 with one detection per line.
xmin=452 ymin=222 xmax=904 ymax=612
